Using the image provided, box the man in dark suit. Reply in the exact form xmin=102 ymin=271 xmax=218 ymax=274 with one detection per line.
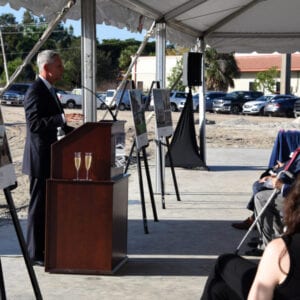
xmin=22 ymin=50 xmax=80 ymax=265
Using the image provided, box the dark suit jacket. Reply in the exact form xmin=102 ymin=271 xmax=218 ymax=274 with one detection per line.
xmin=22 ymin=78 xmax=71 ymax=178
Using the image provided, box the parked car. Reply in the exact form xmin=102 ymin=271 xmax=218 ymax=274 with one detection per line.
xmin=179 ymin=91 xmax=227 ymax=112
xmin=213 ymin=90 xmax=264 ymax=114
xmin=0 ymin=83 xmax=31 ymax=106
xmin=115 ymin=90 xmax=131 ymax=111
xmin=294 ymin=98 xmax=300 ymax=118
xmin=169 ymin=91 xmax=188 ymax=111
xmin=242 ymin=94 xmax=295 ymax=115
xmin=105 ymin=89 xmax=117 ymax=108
xmin=178 ymin=94 xmax=196 ymax=111
xmin=95 ymin=92 xmax=106 ymax=109
xmin=264 ymin=96 xmax=298 ymax=117
xmin=56 ymin=89 xmax=82 ymax=108
xmin=148 ymin=90 xmax=188 ymax=112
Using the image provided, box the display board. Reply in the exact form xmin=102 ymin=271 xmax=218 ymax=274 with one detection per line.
xmin=0 ymin=109 xmax=17 ymax=189
xmin=152 ymin=89 xmax=173 ymax=138
xmin=129 ymin=90 xmax=148 ymax=150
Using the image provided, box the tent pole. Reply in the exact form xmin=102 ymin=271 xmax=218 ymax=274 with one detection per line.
xmin=155 ymin=22 xmax=166 ymax=194
xmin=198 ymin=38 xmax=207 ymax=166
xmin=81 ymin=0 xmax=97 ymax=122
xmin=0 ymin=28 xmax=9 ymax=84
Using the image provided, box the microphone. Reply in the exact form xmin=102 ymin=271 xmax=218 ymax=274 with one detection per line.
xmin=71 ymin=82 xmax=117 ymax=122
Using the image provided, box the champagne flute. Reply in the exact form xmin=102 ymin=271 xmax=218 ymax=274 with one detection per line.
xmin=85 ymin=152 xmax=92 ymax=180
xmin=74 ymin=152 xmax=81 ymax=180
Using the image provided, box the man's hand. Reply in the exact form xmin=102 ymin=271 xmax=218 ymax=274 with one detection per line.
xmin=274 ymin=160 xmax=284 ymax=169
xmin=259 ymin=176 xmax=271 ymax=183
xmin=65 ymin=113 xmax=84 ymax=122
xmin=272 ymin=177 xmax=283 ymax=190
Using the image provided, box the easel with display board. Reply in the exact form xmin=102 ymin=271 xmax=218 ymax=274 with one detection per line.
xmin=152 ymin=88 xmax=181 ymax=209
xmin=126 ymin=89 xmax=158 ymax=234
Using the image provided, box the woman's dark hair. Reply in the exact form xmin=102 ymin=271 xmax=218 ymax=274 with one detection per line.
xmin=283 ymin=173 xmax=300 ymax=235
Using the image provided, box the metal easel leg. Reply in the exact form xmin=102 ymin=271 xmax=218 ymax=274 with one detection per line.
xmin=0 ymin=257 xmax=6 ymax=300
xmin=158 ymin=140 xmax=166 ymax=209
xmin=124 ymin=140 xmax=136 ymax=174
xmin=142 ymin=147 xmax=158 ymax=222
xmin=165 ymin=137 xmax=180 ymax=201
xmin=136 ymin=150 xmax=149 ymax=234
xmin=3 ymin=188 xmax=42 ymax=299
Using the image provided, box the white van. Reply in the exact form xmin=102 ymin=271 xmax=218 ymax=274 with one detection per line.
xmin=105 ymin=89 xmax=116 ymax=107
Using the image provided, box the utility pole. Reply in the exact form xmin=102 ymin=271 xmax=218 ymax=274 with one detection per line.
xmin=0 ymin=27 xmax=9 ymax=83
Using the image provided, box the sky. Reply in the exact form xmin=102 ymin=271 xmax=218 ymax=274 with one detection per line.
xmin=0 ymin=3 xmax=147 ymax=42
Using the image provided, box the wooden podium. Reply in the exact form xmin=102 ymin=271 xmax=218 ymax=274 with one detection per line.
xmin=45 ymin=121 xmax=129 ymax=274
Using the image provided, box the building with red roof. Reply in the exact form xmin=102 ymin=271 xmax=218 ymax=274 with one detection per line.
xmin=133 ymin=53 xmax=300 ymax=95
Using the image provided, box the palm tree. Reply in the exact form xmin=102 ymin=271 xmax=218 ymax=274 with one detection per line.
xmin=205 ymin=47 xmax=240 ymax=91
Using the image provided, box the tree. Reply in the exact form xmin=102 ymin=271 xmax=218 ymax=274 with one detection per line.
xmin=205 ymin=47 xmax=240 ymax=91
xmin=0 ymin=13 xmax=20 ymax=62
xmin=0 ymin=57 xmax=35 ymax=84
xmin=167 ymin=47 xmax=240 ymax=91
xmin=253 ymin=66 xmax=279 ymax=94
xmin=60 ymin=38 xmax=81 ymax=89
xmin=167 ymin=57 xmax=185 ymax=91
xmin=118 ymin=45 xmax=138 ymax=71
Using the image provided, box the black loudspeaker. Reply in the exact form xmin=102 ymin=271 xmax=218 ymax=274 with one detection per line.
xmin=182 ymin=52 xmax=202 ymax=86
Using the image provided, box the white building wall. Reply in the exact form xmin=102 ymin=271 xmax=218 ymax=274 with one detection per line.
xmin=291 ymin=72 xmax=300 ymax=95
xmin=132 ymin=55 xmax=181 ymax=91
xmin=134 ymin=56 xmax=300 ymax=95
xmin=228 ymin=73 xmax=253 ymax=92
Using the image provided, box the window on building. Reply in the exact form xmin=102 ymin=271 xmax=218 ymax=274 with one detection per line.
xmin=249 ymin=82 xmax=255 ymax=91
xmin=276 ymin=82 xmax=280 ymax=93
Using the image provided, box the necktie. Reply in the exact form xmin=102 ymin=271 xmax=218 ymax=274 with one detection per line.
xmin=49 ymin=87 xmax=62 ymax=112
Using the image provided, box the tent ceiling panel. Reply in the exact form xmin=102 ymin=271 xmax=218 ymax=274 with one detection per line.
xmin=1 ymin=0 xmax=300 ymax=52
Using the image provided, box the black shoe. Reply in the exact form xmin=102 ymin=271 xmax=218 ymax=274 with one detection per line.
xmin=247 ymin=241 xmax=259 ymax=248
xmin=250 ymin=236 xmax=260 ymax=242
xmin=245 ymin=248 xmax=263 ymax=257
xmin=32 ymin=260 xmax=44 ymax=267
xmin=231 ymin=216 xmax=254 ymax=230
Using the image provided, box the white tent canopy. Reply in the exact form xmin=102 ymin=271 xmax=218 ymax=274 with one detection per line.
xmin=1 ymin=0 xmax=300 ymax=53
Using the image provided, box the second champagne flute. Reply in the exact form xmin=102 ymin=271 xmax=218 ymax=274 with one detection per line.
xmin=85 ymin=152 xmax=92 ymax=180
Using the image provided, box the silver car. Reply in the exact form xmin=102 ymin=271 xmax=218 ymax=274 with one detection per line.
xmin=243 ymin=94 xmax=295 ymax=115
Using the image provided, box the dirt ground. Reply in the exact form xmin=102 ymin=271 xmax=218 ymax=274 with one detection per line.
xmin=122 ymin=109 xmax=300 ymax=150
xmin=1 ymin=106 xmax=300 ymax=217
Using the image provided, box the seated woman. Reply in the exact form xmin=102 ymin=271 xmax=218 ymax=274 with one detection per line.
xmin=201 ymin=173 xmax=300 ymax=300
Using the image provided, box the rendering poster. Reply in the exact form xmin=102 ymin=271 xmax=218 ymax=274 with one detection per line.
xmin=0 ymin=109 xmax=17 ymax=189
xmin=129 ymin=90 xmax=148 ymax=150
xmin=152 ymin=89 xmax=173 ymax=138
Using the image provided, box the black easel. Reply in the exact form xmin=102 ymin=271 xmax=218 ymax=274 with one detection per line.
xmin=156 ymin=135 xmax=181 ymax=209
xmin=125 ymin=87 xmax=159 ymax=234
xmin=125 ymin=140 xmax=158 ymax=234
xmin=135 ymin=144 xmax=158 ymax=234
xmin=0 ymin=187 xmax=42 ymax=300
xmin=150 ymin=87 xmax=181 ymax=209
xmin=144 ymin=81 xmax=161 ymax=111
